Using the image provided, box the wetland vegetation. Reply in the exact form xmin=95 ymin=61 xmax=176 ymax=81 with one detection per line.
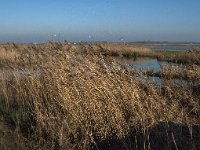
xmin=0 ymin=42 xmax=199 ymax=149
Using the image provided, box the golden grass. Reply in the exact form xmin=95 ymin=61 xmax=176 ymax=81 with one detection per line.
xmin=160 ymin=64 xmax=200 ymax=82
xmin=0 ymin=45 xmax=19 ymax=67
xmin=97 ymin=44 xmax=151 ymax=53
xmin=0 ymin=43 xmax=199 ymax=149
xmin=156 ymin=49 xmax=200 ymax=65
xmin=98 ymin=44 xmax=154 ymax=58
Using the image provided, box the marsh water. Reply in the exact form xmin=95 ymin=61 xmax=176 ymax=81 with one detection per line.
xmin=116 ymin=45 xmax=192 ymax=85
xmin=115 ymin=57 xmax=188 ymax=87
xmin=115 ymin=57 xmax=178 ymax=72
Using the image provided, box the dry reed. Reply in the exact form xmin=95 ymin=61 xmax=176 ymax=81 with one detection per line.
xmin=0 ymin=43 xmax=199 ymax=149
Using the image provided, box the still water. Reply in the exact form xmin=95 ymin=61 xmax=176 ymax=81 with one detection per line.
xmin=116 ymin=57 xmax=178 ymax=72
xmin=115 ymin=57 xmax=187 ymax=86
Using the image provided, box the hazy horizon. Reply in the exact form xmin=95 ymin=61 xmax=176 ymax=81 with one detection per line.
xmin=0 ymin=0 xmax=200 ymax=43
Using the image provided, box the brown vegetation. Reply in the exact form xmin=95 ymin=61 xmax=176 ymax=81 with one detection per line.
xmin=156 ymin=50 xmax=200 ymax=65
xmin=0 ymin=44 xmax=19 ymax=67
xmin=160 ymin=64 xmax=200 ymax=82
xmin=0 ymin=43 xmax=199 ymax=149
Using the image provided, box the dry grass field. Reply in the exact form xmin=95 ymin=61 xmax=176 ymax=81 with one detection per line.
xmin=0 ymin=44 xmax=19 ymax=67
xmin=0 ymin=43 xmax=199 ymax=149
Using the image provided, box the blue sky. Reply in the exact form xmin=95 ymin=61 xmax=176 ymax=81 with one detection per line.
xmin=0 ymin=0 xmax=200 ymax=43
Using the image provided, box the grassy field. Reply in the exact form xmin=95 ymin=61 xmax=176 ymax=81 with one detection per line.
xmin=155 ymin=50 xmax=200 ymax=65
xmin=0 ymin=43 xmax=199 ymax=149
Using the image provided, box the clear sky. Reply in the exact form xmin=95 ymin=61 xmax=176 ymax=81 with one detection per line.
xmin=0 ymin=0 xmax=200 ymax=43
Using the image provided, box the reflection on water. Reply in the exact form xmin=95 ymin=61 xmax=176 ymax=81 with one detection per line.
xmin=115 ymin=57 xmax=178 ymax=72
xmin=131 ymin=59 xmax=161 ymax=72
xmin=115 ymin=57 xmax=189 ymax=87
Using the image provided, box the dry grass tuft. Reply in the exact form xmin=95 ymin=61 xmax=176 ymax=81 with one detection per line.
xmin=156 ymin=49 xmax=200 ymax=65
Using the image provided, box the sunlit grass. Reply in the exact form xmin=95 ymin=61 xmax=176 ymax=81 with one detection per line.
xmin=0 ymin=43 xmax=199 ymax=149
